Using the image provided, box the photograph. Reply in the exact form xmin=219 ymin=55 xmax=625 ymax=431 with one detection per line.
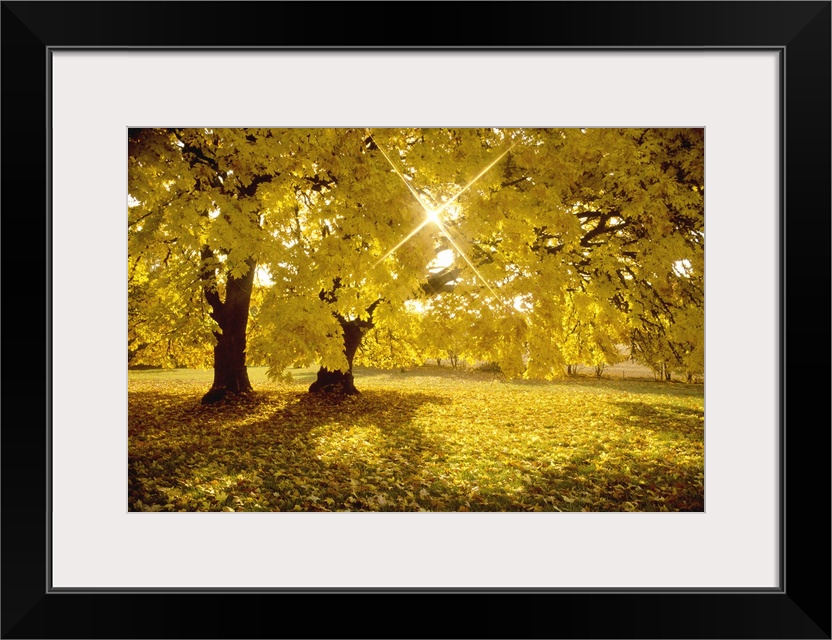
xmin=3 ymin=0 xmax=828 ymax=634
xmin=128 ymin=127 xmax=705 ymax=513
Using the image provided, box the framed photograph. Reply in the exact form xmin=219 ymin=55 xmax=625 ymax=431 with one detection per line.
xmin=3 ymin=1 xmax=829 ymax=638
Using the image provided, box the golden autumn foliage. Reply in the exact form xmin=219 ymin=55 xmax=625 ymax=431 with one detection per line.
xmin=129 ymin=367 xmax=704 ymax=512
xmin=129 ymin=128 xmax=704 ymax=389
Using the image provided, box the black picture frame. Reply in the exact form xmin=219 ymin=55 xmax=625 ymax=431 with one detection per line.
xmin=2 ymin=2 xmax=829 ymax=638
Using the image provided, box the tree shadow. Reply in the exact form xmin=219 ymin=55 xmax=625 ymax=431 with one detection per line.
xmin=563 ymin=377 xmax=705 ymax=398
xmin=611 ymin=400 xmax=704 ymax=437
xmin=531 ymin=447 xmax=704 ymax=512
xmin=128 ymin=387 xmax=454 ymax=511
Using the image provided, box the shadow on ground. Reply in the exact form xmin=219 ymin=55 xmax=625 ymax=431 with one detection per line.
xmin=128 ymin=387 xmax=453 ymax=511
xmin=128 ymin=379 xmax=704 ymax=512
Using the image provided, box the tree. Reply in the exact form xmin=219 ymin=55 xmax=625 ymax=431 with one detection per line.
xmin=129 ymin=127 xmax=703 ymax=400
xmin=130 ymin=129 xmax=254 ymax=401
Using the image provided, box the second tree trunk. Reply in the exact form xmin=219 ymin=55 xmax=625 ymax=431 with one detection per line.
xmin=309 ymin=321 xmax=365 ymax=394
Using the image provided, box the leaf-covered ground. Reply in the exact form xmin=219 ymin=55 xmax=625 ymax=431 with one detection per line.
xmin=128 ymin=366 xmax=704 ymax=512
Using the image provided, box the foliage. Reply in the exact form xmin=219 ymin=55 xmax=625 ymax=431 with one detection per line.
xmin=352 ymin=301 xmax=425 ymax=370
xmin=129 ymin=367 xmax=704 ymax=512
xmin=129 ymin=128 xmax=704 ymax=388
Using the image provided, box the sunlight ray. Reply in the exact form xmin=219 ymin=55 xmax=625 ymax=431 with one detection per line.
xmin=434 ymin=219 xmax=515 ymax=313
xmin=371 ymin=135 xmax=432 ymax=209
xmin=432 ymin=142 xmax=517 ymax=218
xmin=371 ymin=217 xmax=433 ymax=268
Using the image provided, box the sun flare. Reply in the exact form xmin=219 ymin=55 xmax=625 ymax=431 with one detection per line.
xmin=369 ymin=132 xmax=516 ymax=313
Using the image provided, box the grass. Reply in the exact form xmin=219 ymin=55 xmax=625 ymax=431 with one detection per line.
xmin=128 ymin=365 xmax=704 ymax=512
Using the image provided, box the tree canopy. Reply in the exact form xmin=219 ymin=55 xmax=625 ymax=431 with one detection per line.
xmin=128 ymin=127 xmax=704 ymax=401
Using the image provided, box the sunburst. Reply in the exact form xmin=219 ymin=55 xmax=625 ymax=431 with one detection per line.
xmin=369 ymin=132 xmax=516 ymax=312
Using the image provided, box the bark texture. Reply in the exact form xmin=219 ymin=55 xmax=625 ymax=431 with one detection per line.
xmin=201 ymin=254 xmax=256 ymax=404
xmin=308 ymin=318 xmax=367 ymax=395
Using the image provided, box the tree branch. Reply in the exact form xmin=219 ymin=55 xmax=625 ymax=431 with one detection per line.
xmin=422 ymin=266 xmax=462 ymax=295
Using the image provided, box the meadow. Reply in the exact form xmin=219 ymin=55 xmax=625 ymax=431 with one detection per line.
xmin=128 ymin=365 xmax=704 ymax=512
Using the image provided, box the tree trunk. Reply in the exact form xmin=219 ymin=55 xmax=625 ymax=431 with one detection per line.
xmin=309 ymin=321 xmax=365 ymax=395
xmin=201 ymin=258 xmax=256 ymax=404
